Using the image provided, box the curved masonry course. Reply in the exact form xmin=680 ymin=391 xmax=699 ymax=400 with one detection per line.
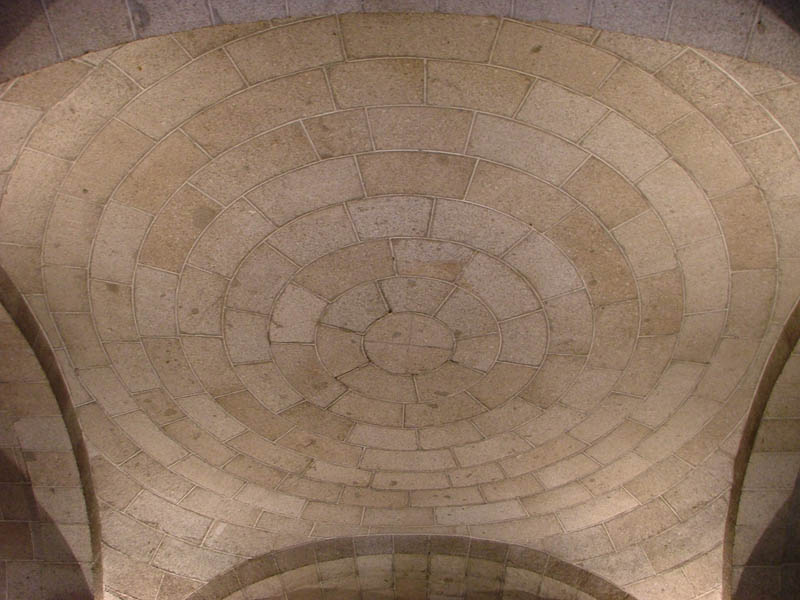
xmin=0 ymin=8 xmax=800 ymax=600
xmin=2 ymin=0 xmax=799 ymax=80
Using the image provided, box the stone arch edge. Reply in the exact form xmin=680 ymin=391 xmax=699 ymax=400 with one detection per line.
xmin=186 ymin=534 xmax=636 ymax=600
xmin=0 ymin=263 xmax=104 ymax=598
xmin=723 ymin=294 xmax=800 ymax=599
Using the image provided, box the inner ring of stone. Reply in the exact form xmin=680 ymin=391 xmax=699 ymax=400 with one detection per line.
xmin=363 ymin=312 xmax=455 ymax=375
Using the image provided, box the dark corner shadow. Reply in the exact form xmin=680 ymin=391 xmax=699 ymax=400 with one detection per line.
xmin=734 ymin=469 xmax=800 ymax=599
xmin=761 ymin=0 xmax=800 ymax=32
xmin=0 ymin=0 xmax=46 ymax=50
xmin=0 ymin=447 xmax=92 ymax=599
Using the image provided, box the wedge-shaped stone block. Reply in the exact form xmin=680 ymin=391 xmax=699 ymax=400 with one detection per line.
xmin=459 ymin=253 xmax=540 ymax=319
xmin=114 ymin=131 xmax=209 ymax=215
xmin=271 ymin=343 xmax=346 ymax=407
xmin=328 ymin=58 xmax=424 ymax=107
xmin=293 ymin=240 xmax=395 ymax=300
xmin=44 ymin=265 xmax=89 ymax=313
xmin=304 ymin=109 xmax=372 ymax=159
xmin=111 ymin=35 xmax=190 ymax=87
xmin=658 ymin=50 xmax=776 ymax=143
xmin=636 ymin=396 xmax=719 ymax=462
xmin=469 ymin=363 xmax=535 ymax=409
xmin=369 ymin=106 xmax=472 ymax=153
xmin=331 ymin=392 xmax=403 ymax=428
xmin=134 ymin=266 xmax=178 ymax=337
xmin=349 ymin=424 xmax=416 ymax=451
xmin=127 ymin=490 xmax=211 ymax=544
xmin=638 ymin=269 xmax=683 ymax=336
xmin=431 ymin=198 xmax=529 ymax=255
xmin=228 ymin=431 xmax=310 ymax=474
xmin=280 ymin=429 xmax=362 ymax=467
xmin=152 ymin=536 xmax=240 ymax=581
xmin=225 ymin=311 xmax=271 ymax=364
xmin=0 ymin=101 xmax=41 ymax=172
xmin=638 ymin=160 xmax=719 ymax=247
xmin=340 ymin=364 xmax=418 ymax=404
xmin=139 ymin=186 xmax=221 ymax=273
xmin=547 ymin=209 xmax=636 ymax=306
xmin=176 ymin=393 xmax=245 ymax=441
xmin=392 ymin=239 xmax=474 ymax=282
xmin=659 ymin=112 xmax=751 ymax=197
xmin=0 ymin=151 xmax=70 ymax=247
xmin=217 ymin=391 xmax=292 ymax=441
xmin=55 ymin=313 xmax=107 ymax=369
xmin=709 ymin=185 xmax=776 ymax=270
xmin=518 ymin=355 xmax=585 ymax=409
xmin=176 ymin=266 xmax=227 ymax=336
xmin=269 ymin=284 xmax=327 ymax=343
xmin=557 ymin=488 xmax=639 ymax=531
xmin=631 ymin=361 xmax=705 ymax=429
xmin=358 ymin=151 xmax=474 ymax=198
xmin=361 ymin=448 xmax=455 ymax=472
xmin=340 ymin=13 xmax=498 ymax=61
xmin=436 ymin=499 xmax=527 ymax=525
xmin=248 ymin=157 xmax=364 ymax=226
xmin=404 ymin=393 xmax=485 ymax=428
xmin=227 ymin=243 xmax=297 ymax=315
xmin=676 ymin=236 xmax=729 ymax=313
xmin=28 ymin=63 xmax=139 ymax=159
xmin=105 ymin=342 xmax=160 ymax=393
xmin=427 ymin=60 xmax=530 ymax=116
xmin=613 ymin=210 xmax=677 ymax=277
xmin=2 ymin=60 xmax=91 ymax=110
xmin=518 ymin=79 xmax=606 ymax=141
xmin=268 ymin=205 xmax=356 ymax=266
xmin=499 ymin=313 xmax=547 ymax=366
xmin=184 ymin=69 xmax=333 ymax=155
xmin=190 ymin=123 xmax=317 ymax=206
xmin=588 ymin=301 xmax=638 ymax=370
xmin=62 ymin=119 xmax=152 ymax=204
xmin=418 ymin=421 xmax=483 ymax=450
xmin=182 ymin=336 xmax=244 ymax=398
xmin=189 ymin=199 xmax=274 ymax=277
xmin=467 ymin=114 xmax=587 ymax=185
xmin=143 ymin=338 xmax=203 ymax=397
xmin=582 ymin=112 xmax=668 ymax=181
xmin=595 ymin=31 xmax=681 ymax=72
xmin=492 ymin=21 xmax=618 ymax=94
xmin=466 ymin=161 xmax=575 ymax=231
xmin=78 ymin=366 xmax=137 ymax=416
xmin=563 ymin=157 xmax=647 ymax=229
xmin=119 ymin=50 xmax=244 ymax=139
xmin=115 ymin=410 xmax=187 ymax=465
xmin=227 ymin=17 xmax=344 ymax=84
xmin=595 ymin=61 xmax=692 ymax=133
xmin=234 ymin=362 xmax=302 ymax=413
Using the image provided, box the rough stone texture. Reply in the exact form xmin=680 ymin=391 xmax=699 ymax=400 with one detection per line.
xmin=0 ymin=304 xmax=93 ymax=596
xmin=0 ymin=8 xmax=799 ymax=600
xmin=0 ymin=0 xmax=798 ymax=80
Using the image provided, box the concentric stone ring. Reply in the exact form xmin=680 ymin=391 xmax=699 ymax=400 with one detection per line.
xmin=2 ymin=7 xmax=798 ymax=600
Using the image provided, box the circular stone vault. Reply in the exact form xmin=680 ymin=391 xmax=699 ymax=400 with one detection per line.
xmin=1 ymin=9 xmax=800 ymax=600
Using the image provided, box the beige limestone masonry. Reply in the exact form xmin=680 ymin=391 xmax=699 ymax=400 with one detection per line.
xmin=0 ymin=9 xmax=800 ymax=600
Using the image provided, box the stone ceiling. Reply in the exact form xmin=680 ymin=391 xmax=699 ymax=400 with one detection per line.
xmin=1 ymin=4 xmax=800 ymax=600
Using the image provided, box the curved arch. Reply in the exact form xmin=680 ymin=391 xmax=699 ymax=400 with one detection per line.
xmin=725 ymin=295 xmax=800 ymax=599
xmin=0 ymin=263 xmax=102 ymax=597
xmin=188 ymin=535 xmax=635 ymax=600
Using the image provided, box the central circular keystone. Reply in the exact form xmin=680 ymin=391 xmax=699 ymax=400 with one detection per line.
xmin=364 ymin=312 xmax=454 ymax=375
